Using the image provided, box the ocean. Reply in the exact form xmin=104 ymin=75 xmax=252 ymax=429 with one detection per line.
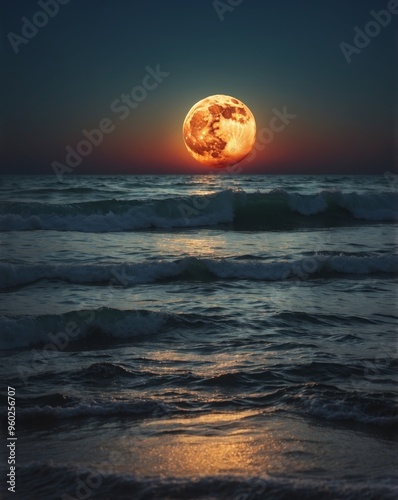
xmin=0 ymin=174 xmax=397 ymax=499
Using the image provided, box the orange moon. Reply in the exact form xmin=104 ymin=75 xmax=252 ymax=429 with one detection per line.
xmin=182 ymin=95 xmax=256 ymax=167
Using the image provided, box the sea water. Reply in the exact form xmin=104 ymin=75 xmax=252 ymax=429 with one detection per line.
xmin=0 ymin=174 xmax=397 ymax=499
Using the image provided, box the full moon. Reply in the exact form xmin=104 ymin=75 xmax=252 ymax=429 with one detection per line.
xmin=182 ymin=95 xmax=256 ymax=168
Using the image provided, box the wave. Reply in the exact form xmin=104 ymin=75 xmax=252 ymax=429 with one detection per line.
xmin=4 ymin=372 xmax=398 ymax=428
xmin=13 ymin=397 xmax=171 ymax=422
xmin=0 ymin=307 xmax=236 ymax=350
xmin=6 ymin=384 xmax=398 ymax=428
xmin=0 ymin=307 xmax=225 ymax=349
xmin=283 ymin=383 xmax=398 ymax=427
xmin=1 ymin=254 xmax=397 ymax=289
xmin=0 ymin=189 xmax=396 ymax=232
xmin=2 ymin=463 xmax=397 ymax=500
xmin=195 ymin=383 xmax=398 ymax=427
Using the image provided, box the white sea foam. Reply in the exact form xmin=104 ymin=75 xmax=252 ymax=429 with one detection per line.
xmin=0 ymin=189 xmax=396 ymax=232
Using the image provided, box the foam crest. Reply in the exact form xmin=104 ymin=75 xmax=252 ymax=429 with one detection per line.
xmin=0 ymin=189 xmax=396 ymax=232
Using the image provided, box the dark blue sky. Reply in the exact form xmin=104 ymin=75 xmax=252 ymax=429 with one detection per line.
xmin=2 ymin=0 xmax=397 ymax=174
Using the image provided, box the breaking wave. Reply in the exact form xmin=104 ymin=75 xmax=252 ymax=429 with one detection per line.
xmin=0 ymin=189 xmax=396 ymax=232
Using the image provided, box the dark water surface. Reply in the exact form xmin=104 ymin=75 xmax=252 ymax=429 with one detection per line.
xmin=0 ymin=175 xmax=397 ymax=499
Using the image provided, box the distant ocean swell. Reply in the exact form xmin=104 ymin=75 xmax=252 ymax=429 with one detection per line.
xmin=2 ymin=463 xmax=397 ymax=500
xmin=1 ymin=254 xmax=397 ymax=289
xmin=0 ymin=189 xmax=397 ymax=231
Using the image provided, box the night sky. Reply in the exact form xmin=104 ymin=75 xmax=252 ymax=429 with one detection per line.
xmin=2 ymin=0 xmax=397 ymax=175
